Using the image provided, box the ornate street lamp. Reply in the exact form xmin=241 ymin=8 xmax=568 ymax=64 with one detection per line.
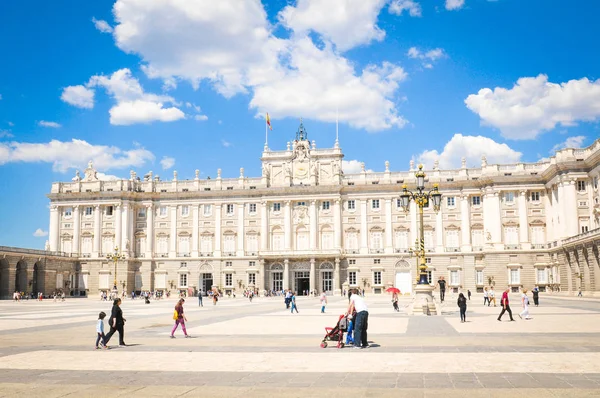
xmin=399 ymin=164 xmax=442 ymax=286
xmin=106 ymin=247 xmax=126 ymax=294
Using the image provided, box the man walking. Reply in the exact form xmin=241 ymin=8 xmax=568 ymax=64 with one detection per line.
xmin=347 ymin=288 xmax=369 ymax=349
xmin=437 ymin=277 xmax=446 ymax=303
xmin=198 ymin=289 xmax=203 ymax=307
xmin=497 ymin=288 xmax=515 ymax=322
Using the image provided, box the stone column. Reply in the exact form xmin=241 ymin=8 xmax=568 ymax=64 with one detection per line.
xmin=49 ymin=205 xmax=60 ymax=252
xmin=460 ymin=195 xmax=471 ymax=251
xmin=360 ymin=199 xmax=368 ymax=254
xmin=283 ymin=259 xmax=289 ymax=290
xmin=260 ymin=201 xmax=268 ymax=251
xmin=237 ymin=203 xmax=245 ymax=256
xmin=146 ymin=204 xmax=154 ymax=258
xmin=518 ymin=190 xmax=530 ymax=249
xmin=284 ymin=201 xmax=292 ymax=250
xmin=334 ymin=257 xmax=341 ymax=295
xmin=122 ymin=203 xmax=130 ymax=254
xmin=128 ymin=206 xmax=134 ymax=255
xmin=557 ymin=182 xmax=567 ymax=237
xmin=73 ymin=205 xmax=81 ymax=255
xmin=93 ymin=205 xmax=101 ymax=257
xmin=214 ymin=204 xmax=222 ymax=256
xmin=169 ymin=205 xmax=177 ymax=257
xmin=259 ymin=259 xmax=265 ymax=291
xmin=192 ymin=204 xmax=199 ymax=257
xmin=334 ymin=199 xmax=342 ymax=249
xmin=410 ymin=201 xmax=417 ymax=249
xmin=544 ymin=188 xmax=554 ymax=242
xmin=385 ymin=198 xmax=393 ymax=253
xmin=436 ymin=208 xmax=444 ymax=253
xmin=309 ymin=200 xmax=318 ymax=250
xmin=309 ymin=258 xmax=315 ymax=294
xmin=564 ymin=180 xmax=579 ymax=237
xmin=115 ymin=204 xmax=122 ymax=253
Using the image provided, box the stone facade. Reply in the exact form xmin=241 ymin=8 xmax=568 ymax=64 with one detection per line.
xmin=43 ymin=123 xmax=600 ymax=297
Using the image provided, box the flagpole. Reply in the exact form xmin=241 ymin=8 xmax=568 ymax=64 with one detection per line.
xmin=335 ymin=107 xmax=339 ymax=148
xmin=265 ymin=114 xmax=268 ymax=148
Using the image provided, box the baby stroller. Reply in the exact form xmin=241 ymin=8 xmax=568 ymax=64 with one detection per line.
xmin=320 ymin=314 xmax=348 ymax=348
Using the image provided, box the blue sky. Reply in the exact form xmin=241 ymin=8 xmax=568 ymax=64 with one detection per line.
xmin=1 ymin=0 xmax=599 ymax=249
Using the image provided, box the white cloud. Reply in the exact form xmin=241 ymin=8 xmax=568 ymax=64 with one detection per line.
xmin=33 ymin=228 xmax=48 ymax=237
xmin=160 ymin=156 xmax=175 ymax=170
xmin=446 ymin=0 xmax=465 ymax=10
xmin=0 ymin=139 xmax=155 ymax=173
xmin=194 ymin=114 xmax=208 ymax=121
xmin=110 ymin=0 xmax=409 ymax=132
xmin=465 ymin=75 xmax=600 ymax=140
xmin=0 ymin=130 xmax=13 ymax=138
xmin=221 ymin=140 xmax=232 ymax=148
xmin=96 ymin=172 xmax=120 ymax=181
xmin=250 ymin=38 xmax=408 ymax=131
xmin=92 ymin=17 xmax=113 ymax=34
xmin=407 ymin=47 xmax=445 ymax=69
xmin=415 ymin=134 xmax=522 ymax=169
xmin=342 ymin=159 xmax=373 ymax=174
xmin=551 ymin=136 xmax=586 ymax=153
xmin=389 ymin=0 xmax=422 ymax=17
xmin=7 ymin=122 xmax=14 ymax=127
xmin=279 ymin=0 xmax=387 ymax=51
xmin=61 ymin=85 xmax=95 ymax=109
xmin=38 ymin=121 xmax=62 ymax=128
xmin=66 ymin=68 xmax=185 ymax=125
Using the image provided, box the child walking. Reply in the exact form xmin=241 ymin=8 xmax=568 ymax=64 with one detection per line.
xmin=95 ymin=312 xmax=107 ymax=349
xmin=290 ymin=292 xmax=299 ymax=313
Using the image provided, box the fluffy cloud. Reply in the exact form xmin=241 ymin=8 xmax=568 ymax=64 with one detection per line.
xmin=342 ymin=159 xmax=373 ymax=174
xmin=0 ymin=130 xmax=14 ymax=138
xmin=465 ymin=75 xmax=600 ymax=140
xmin=551 ymin=136 xmax=586 ymax=153
xmin=92 ymin=17 xmax=113 ymax=33
xmin=109 ymin=0 xmax=408 ymax=132
xmin=389 ymin=0 xmax=422 ymax=17
xmin=446 ymin=0 xmax=465 ymax=10
xmin=61 ymin=85 xmax=95 ymax=109
xmin=33 ymin=228 xmax=48 ymax=237
xmin=65 ymin=68 xmax=185 ymax=125
xmin=38 ymin=121 xmax=62 ymax=128
xmin=279 ymin=0 xmax=387 ymax=51
xmin=250 ymin=38 xmax=408 ymax=131
xmin=160 ymin=156 xmax=175 ymax=170
xmin=415 ymin=134 xmax=522 ymax=169
xmin=221 ymin=140 xmax=232 ymax=148
xmin=194 ymin=114 xmax=208 ymax=121
xmin=0 ymin=139 xmax=155 ymax=173
xmin=407 ymin=47 xmax=445 ymax=68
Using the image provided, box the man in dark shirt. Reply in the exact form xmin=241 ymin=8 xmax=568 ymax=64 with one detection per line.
xmin=437 ymin=277 xmax=446 ymax=302
xmin=497 ymin=288 xmax=515 ymax=321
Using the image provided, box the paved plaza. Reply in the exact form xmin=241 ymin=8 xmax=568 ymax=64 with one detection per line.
xmin=1 ymin=293 xmax=600 ymax=397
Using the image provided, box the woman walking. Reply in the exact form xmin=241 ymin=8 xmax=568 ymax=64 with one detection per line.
xmin=104 ymin=298 xmax=126 ymax=347
xmin=170 ymin=298 xmax=190 ymax=338
xmin=483 ymin=287 xmax=490 ymax=306
xmin=392 ymin=293 xmax=400 ymax=312
xmin=457 ymin=293 xmax=467 ymax=323
xmin=519 ymin=289 xmax=531 ymax=320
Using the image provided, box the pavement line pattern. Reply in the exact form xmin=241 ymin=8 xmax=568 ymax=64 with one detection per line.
xmin=1 ymin=351 xmax=598 ymax=373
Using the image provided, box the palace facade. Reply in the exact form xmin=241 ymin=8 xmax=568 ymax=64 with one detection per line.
xmin=45 ymin=123 xmax=600 ymax=297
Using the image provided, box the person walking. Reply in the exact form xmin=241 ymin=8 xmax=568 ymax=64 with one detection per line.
xmin=457 ymin=293 xmax=467 ymax=323
xmin=198 ymin=290 xmax=203 ymax=307
xmin=320 ymin=291 xmax=327 ymax=313
xmin=437 ymin=277 xmax=446 ymax=303
xmin=467 ymin=290 xmax=471 ymax=301
xmin=532 ymin=287 xmax=539 ymax=306
xmin=104 ymin=298 xmax=127 ymax=347
xmin=95 ymin=312 xmax=108 ymax=349
xmin=170 ymin=298 xmax=190 ymax=338
xmin=519 ymin=289 xmax=531 ymax=320
xmin=489 ymin=287 xmax=497 ymax=307
xmin=285 ymin=290 xmax=292 ymax=309
xmin=483 ymin=287 xmax=490 ymax=306
xmin=497 ymin=288 xmax=515 ymax=322
xmin=392 ymin=293 xmax=400 ymax=312
xmin=290 ymin=292 xmax=299 ymax=313
xmin=347 ymin=288 xmax=369 ymax=349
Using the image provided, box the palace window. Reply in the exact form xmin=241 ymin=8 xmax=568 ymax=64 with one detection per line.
xmin=504 ymin=192 xmax=515 ymax=203
xmin=248 ymin=273 xmax=256 ymax=285
xmin=249 ymin=261 xmax=256 ymax=267
xmin=349 ymin=259 xmax=356 ymax=265
xmin=225 ymin=261 xmax=232 ymax=267
xmin=200 ymin=236 xmax=212 ymax=253
xmin=577 ymin=180 xmax=586 ymax=191
xmin=181 ymin=205 xmax=189 ymax=217
xmin=64 ymin=207 xmax=73 ymax=218
xmin=347 ymin=200 xmax=355 ymax=210
xmin=446 ymin=230 xmax=459 ymax=248
xmin=536 ymin=268 xmax=548 ymax=284
xmin=159 ymin=206 xmax=167 ymax=217
xmin=476 ymin=270 xmax=484 ymax=285
xmin=226 ymin=204 xmax=234 ymax=214
xmin=447 ymin=197 xmax=455 ymax=207
xmin=179 ymin=274 xmax=188 ymax=288
xmin=178 ymin=236 xmax=190 ymax=255
xmin=472 ymin=196 xmax=481 ymax=206
xmin=450 ymin=270 xmax=460 ymax=285
xmin=395 ymin=230 xmax=408 ymax=250
xmin=345 ymin=231 xmax=358 ymax=250
xmin=349 ymin=271 xmax=357 ymax=285
xmin=510 ymin=269 xmax=520 ymax=284
xmin=297 ymin=201 xmax=306 ymax=207
xmin=530 ymin=192 xmax=540 ymax=202
xmin=137 ymin=208 xmax=146 ymax=218
xmin=531 ymin=226 xmax=545 ymax=245
xmin=373 ymin=259 xmax=381 ymax=264
xmin=203 ymin=204 xmax=212 ymax=216
xmin=370 ymin=231 xmax=383 ymax=249
xmin=373 ymin=271 xmax=382 ymax=285
xmin=106 ymin=206 xmax=114 ymax=216
xmin=157 ymin=237 xmax=168 ymax=254
xmin=249 ymin=203 xmax=257 ymax=213
xmin=272 ymin=272 xmax=283 ymax=291
xmin=504 ymin=227 xmax=519 ymax=245
xmin=424 ymin=230 xmax=434 ymax=249
xmin=322 ymin=201 xmax=330 ymax=211
xmin=225 ymin=274 xmax=233 ymax=287
xmin=85 ymin=206 xmax=93 ymax=216
xmin=372 ymin=199 xmax=380 ymax=209
xmin=224 ymin=235 xmax=236 ymax=252
xmin=273 ymin=203 xmax=281 ymax=212
xmin=472 ymin=229 xmax=484 ymax=247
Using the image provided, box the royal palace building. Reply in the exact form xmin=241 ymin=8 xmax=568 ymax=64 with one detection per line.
xmin=42 ymin=123 xmax=600 ymax=298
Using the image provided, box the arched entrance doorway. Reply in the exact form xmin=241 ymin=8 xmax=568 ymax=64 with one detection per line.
xmin=0 ymin=258 xmax=9 ymax=298
xmin=32 ymin=261 xmax=44 ymax=295
xmin=15 ymin=260 xmax=28 ymax=294
xmin=394 ymin=260 xmax=412 ymax=295
xmin=198 ymin=262 xmax=213 ymax=295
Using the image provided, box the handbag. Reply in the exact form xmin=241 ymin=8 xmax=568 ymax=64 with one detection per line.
xmin=173 ymin=310 xmax=178 ymax=320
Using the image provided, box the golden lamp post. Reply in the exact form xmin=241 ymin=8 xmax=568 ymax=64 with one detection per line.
xmin=106 ymin=247 xmax=126 ymax=293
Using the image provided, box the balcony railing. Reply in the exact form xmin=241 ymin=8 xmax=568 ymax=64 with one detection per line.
xmin=199 ymin=252 xmax=213 ymax=257
xmin=445 ymin=247 xmax=460 ymax=252
xmin=505 ymin=244 xmax=521 ymax=250
xmin=369 ymin=249 xmax=384 ymax=254
xmin=223 ymin=251 xmax=237 ymax=257
xmin=472 ymin=246 xmax=483 ymax=251
xmin=531 ymin=244 xmax=547 ymax=249
xmin=394 ymin=248 xmax=409 ymax=253
xmin=178 ymin=253 xmax=191 ymax=257
xmin=245 ymin=251 xmax=258 ymax=256
xmin=0 ymin=246 xmax=78 ymax=258
xmin=561 ymin=227 xmax=600 ymax=245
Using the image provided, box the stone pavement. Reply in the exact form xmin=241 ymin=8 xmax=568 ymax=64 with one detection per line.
xmin=1 ymin=293 xmax=600 ymax=397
